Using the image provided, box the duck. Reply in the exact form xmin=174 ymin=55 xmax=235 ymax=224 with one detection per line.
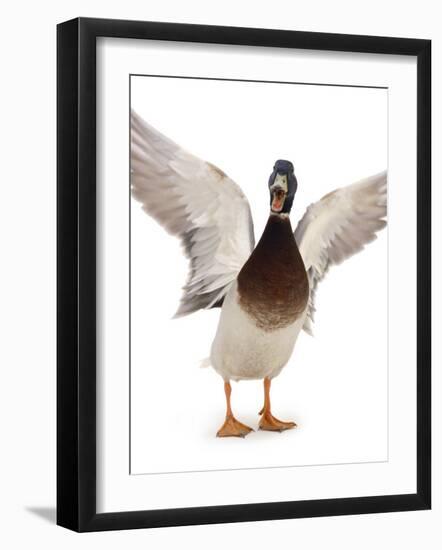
xmin=131 ymin=110 xmax=387 ymax=438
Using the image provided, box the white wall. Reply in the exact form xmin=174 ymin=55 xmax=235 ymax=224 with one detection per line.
xmin=0 ymin=0 xmax=439 ymax=548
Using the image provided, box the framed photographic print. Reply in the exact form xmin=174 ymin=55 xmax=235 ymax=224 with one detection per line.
xmin=57 ymin=17 xmax=431 ymax=532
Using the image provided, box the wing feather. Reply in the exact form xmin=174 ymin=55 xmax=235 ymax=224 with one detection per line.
xmin=294 ymin=171 xmax=387 ymax=334
xmin=130 ymin=110 xmax=255 ymax=317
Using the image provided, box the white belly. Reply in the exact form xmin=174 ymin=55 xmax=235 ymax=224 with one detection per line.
xmin=210 ymin=282 xmax=306 ymax=381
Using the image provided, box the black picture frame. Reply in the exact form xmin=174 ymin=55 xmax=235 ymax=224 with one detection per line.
xmin=57 ymin=17 xmax=431 ymax=532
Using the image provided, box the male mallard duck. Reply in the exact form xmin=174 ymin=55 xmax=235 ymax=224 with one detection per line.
xmin=131 ymin=110 xmax=387 ymax=438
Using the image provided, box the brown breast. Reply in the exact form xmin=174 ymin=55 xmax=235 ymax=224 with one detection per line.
xmin=237 ymin=214 xmax=309 ymax=331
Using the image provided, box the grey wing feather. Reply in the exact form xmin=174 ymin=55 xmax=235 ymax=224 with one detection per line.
xmin=131 ymin=110 xmax=255 ymax=317
xmin=294 ymin=171 xmax=387 ymax=334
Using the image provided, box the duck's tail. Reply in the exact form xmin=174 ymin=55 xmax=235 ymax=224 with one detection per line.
xmin=200 ymin=357 xmax=211 ymax=368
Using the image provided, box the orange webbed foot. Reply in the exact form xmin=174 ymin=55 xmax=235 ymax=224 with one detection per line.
xmin=216 ymin=415 xmax=254 ymax=438
xmin=259 ymin=412 xmax=297 ymax=432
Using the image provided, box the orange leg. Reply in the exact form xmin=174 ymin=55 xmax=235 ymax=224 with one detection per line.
xmin=217 ymin=381 xmax=254 ymax=438
xmin=259 ymin=377 xmax=297 ymax=432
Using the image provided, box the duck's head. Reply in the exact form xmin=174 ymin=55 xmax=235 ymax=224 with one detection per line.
xmin=268 ymin=159 xmax=297 ymax=215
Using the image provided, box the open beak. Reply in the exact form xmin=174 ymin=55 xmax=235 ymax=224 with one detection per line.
xmin=271 ymin=188 xmax=286 ymax=212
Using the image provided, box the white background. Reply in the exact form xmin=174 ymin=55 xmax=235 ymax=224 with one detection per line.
xmin=131 ymin=77 xmax=388 ymax=474
xmin=98 ymin=36 xmax=415 ymax=512
xmin=0 ymin=1 xmax=440 ymax=549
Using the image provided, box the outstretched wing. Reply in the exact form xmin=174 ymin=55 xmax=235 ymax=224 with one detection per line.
xmin=294 ymin=171 xmax=387 ymax=335
xmin=131 ymin=110 xmax=255 ymax=317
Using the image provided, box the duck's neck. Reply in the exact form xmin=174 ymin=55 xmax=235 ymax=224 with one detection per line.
xmin=257 ymin=212 xmax=295 ymax=251
xmin=238 ymin=211 xmax=299 ymax=278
